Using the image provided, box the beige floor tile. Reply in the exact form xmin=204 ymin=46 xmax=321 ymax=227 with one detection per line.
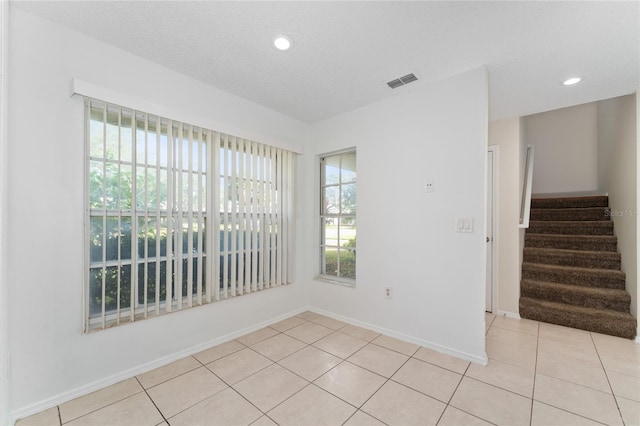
xmin=537 ymin=337 xmax=601 ymax=368
xmin=268 ymin=384 xmax=356 ymax=426
xmin=315 ymin=362 xmax=386 ymax=407
xmin=206 ymin=348 xmax=273 ymax=384
xmin=538 ymin=323 xmax=593 ymax=348
xmin=284 ymin=321 xmax=333 ymax=344
xmin=66 ymin=392 xmax=163 ymax=426
xmin=616 ymin=396 xmax=640 ymax=426
xmin=531 ymin=401 xmax=604 ymax=426
xmin=236 ymin=327 xmax=280 ymax=346
xmin=296 ymin=311 xmax=320 ymax=321
xmin=193 ymin=340 xmax=246 ymax=364
xmin=269 ymin=316 xmax=307 ymax=332
xmin=413 ymin=347 xmax=470 ymax=374
xmin=485 ymin=327 xmax=538 ymax=351
xmin=16 ymin=407 xmax=60 ymax=426
xmin=59 ymin=378 xmax=142 ymax=423
xmin=608 ymin=369 xmax=640 ymax=402
xmin=466 ymin=358 xmax=534 ymax=398
xmin=392 ymin=358 xmax=462 ymax=403
xmin=437 ymin=406 xmax=493 ymax=426
xmin=533 ymin=373 xmax=622 ymax=425
xmin=343 ymin=410 xmax=386 ymax=426
xmin=309 ymin=315 xmax=348 ymax=330
xmin=168 ymin=387 xmax=262 ymax=426
xmin=361 ymin=380 xmax=445 ymax=425
xmin=251 ymin=333 xmax=307 ymax=361
xmin=234 ymin=364 xmax=308 ymax=412
xmin=340 ymin=324 xmax=381 ymax=342
xmin=592 ymin=332 xmax=640 ymax=357
xmin=450 ymin=377 xmax=531 ymax=425
xmin=371 ymin=334 xmax=419 ymax=356
xmin=147 ymin=366 xmax=227 ymax=418
xmin=251 ymin=415 xmax=278 ymax=426
xmin=491 ymin=316 xmax=539 ymax=336
xmin=536 ymin=351 xmax=611 ymax=393
xmin=600 ymin=350 xmax=640 ymax=378
xmin=348 ymin=343 xmax=409 ymax=378
xmin=137 ymin=356 xmax=200 ymax=389
xmin=486 ymin=338 xmax=537 ymax=370
xmin=278 ymin=345 xmax=342 ymax=381
xmin=313 ymin=331 xmax=368 ymax=359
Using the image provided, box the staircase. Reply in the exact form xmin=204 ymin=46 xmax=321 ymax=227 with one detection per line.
xmin=519 ymin=195 xmax=637 ymax=339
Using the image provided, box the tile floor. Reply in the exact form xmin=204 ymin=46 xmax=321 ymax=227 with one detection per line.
xmin=17 ymin=311 xmax=640 ymax=426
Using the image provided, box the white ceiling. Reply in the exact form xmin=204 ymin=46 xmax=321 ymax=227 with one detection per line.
xmin=14 ymin=1 xmax=640 ymax=123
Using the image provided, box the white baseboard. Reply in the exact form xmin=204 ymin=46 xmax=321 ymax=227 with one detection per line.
xmin=10 ymin=306 xmax=308 ymax=424
xmin=494 ymin=310 xmax=521 ymax=319
xmin=309 ymin=307 xmax=488 ymax=366
xmin=635 ymin=336 xmax=640 ymax=344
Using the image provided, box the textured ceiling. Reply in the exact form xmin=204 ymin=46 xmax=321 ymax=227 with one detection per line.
xmin=13 ymin=1 xmax=640 ymax=123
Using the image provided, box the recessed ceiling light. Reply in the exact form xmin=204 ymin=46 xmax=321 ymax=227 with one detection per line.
xmin=273 ymin=36 xmax=292 ymax=51
xmin=563 ymin=77 xmax=582 ymax=86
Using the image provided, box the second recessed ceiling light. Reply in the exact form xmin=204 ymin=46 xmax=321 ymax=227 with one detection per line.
xmin=563 ymin=77 xmax=582 ymax=86
xmin=274 ymin=36 xmax=292 ymax=51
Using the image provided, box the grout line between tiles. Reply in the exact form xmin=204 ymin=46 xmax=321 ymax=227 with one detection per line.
xmin=346 ymin=349 xmax=416 ymax=423
xmin=590 ymin=331 xmax=626 ymax=425
xmin=58 ymin=386 xmax=146 ymax=425
xmin=529 ymin=319 xmax=540 ymax=426
xmin=134 ymin=376 xmax=168 ymax=425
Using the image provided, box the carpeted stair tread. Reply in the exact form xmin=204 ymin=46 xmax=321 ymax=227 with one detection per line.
xmin=519 ymin=297 xmax=636 ymax=339
xmin=521 ymin=262 xmax=625 ymax=289
xmin=523 ymin=247 xmax=621 ymax=270
xmin=521 ymin=279 xmax=631 ymax=312
xmin=530 ymin=207 xmax=610 ymax=222
xmin=527 ymin=221 xmax=614 ymax=236
xmin=525 ymin=234 xmax=618 ymax=252
xmin=531 ymin=196 xmax=609 ymax=209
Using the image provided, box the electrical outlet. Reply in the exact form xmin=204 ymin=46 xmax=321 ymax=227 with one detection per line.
xmin=384 ymin=287 xmax=393 ymax=299
xmin=425 ymin=179 xmax=434 ymax=193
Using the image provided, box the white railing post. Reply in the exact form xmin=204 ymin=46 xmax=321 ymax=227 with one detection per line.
xmin=519 ymin=145 xmax=535 ymax=228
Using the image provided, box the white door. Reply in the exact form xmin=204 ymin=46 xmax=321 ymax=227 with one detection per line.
xmin=486 ymin=148 xmax=495 ymax=312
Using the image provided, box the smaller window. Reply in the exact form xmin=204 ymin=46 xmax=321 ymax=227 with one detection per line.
xmin=320 ymin=150 xmax=356 ymax=284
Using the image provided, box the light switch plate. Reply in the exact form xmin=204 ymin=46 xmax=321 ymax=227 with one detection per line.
xmin=456 ymin=218 xmax=473 ymax=233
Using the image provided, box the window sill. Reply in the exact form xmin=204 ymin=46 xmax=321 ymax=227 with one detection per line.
xmin=314 ymin=275 xmax=356 ymax=288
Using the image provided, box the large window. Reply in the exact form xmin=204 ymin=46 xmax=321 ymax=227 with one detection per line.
xmin=86 ymin=98 xmax=295 ymax=331
xmin=320 ymin=150 xmax=356 ymax=283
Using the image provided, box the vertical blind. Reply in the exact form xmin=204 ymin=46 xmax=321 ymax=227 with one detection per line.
xmin=85 ymin=98 xmax=295 ymax=332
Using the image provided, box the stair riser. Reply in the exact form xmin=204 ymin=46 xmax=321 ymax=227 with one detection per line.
xmin=521 ymin=284 xmax=630 ymax=312
xmin=525 ymin=238 xmax=617 ymax=252
xmin=522 ymin=269 xmax=625 ymax=290
xmin=523 ymin=253 xmax=621 ymax=270
xmin=520 ymin=300 xmax=636 ymax=339
xmin=531 ymin=197 xmax=609 ymax=209
xmin=526 ymin=226 xmax=613 ymax=236
xmin=531 ymin=208 xmax=610 ymax=221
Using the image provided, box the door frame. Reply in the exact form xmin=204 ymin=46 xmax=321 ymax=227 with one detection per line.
xmin=487 ymin=145 xmax=498 ymax=313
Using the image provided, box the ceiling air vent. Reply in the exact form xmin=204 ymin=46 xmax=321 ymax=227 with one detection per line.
xmin=386 ymin=73 xmax=418 ymax=89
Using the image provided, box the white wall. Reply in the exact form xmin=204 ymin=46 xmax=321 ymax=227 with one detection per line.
xmin=526 ymin=102 xmax=599 ymax=196
xmin=0 ymin=2 xmax=9 ymax=425
xmin=488 ymin=119 xmax=521 ymax=316
xmin=601 ymin=94 xmax=637 ymax=318
xmin=7 ymin=7 xmax=309 ymax=419
xmin=303 ymin=67 xmax=489 ymax=363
